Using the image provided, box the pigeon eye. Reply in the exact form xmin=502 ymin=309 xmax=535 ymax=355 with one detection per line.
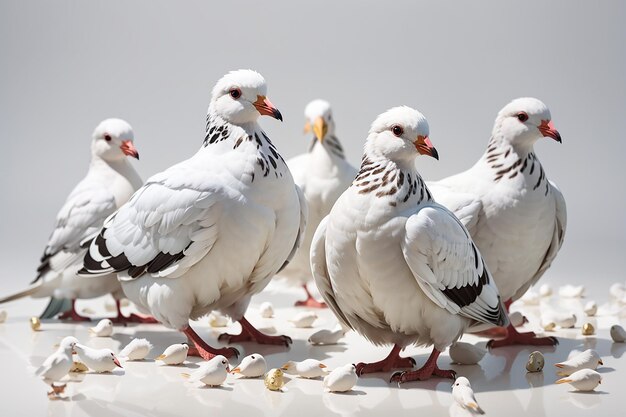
xmin=251 ymin=356 xmax=255 ymax=359
xmin=229 ymin=88 xmax=242 ymax=99
xmin=391 ymin=125 xmax=404 ymax=137
xmin=222 ymin=360 xmax=226 ymax=364
xmin=517 ymin=112 xmax=529 ymax=122
xmin=104 ymin=134 xmax=112 ymax=141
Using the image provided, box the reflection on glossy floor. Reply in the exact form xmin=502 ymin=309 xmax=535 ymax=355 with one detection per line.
xmin=1 ymin=282 xmax=625 ymax=417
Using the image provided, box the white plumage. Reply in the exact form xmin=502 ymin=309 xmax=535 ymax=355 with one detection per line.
xmin=259 ymin=301 xmax=274 ymax=318
xmin=555 ymin=349 xmax=603 ymax=376
xmin=79 ymin=70 xmax=306 ymax=359
xmin=308 ymin=323 xmax=348 ymax=345
xmin=323 ymin=364 xmax=358 ymax=392
xmin=452 ymin=377 xmax=485 ymax=414
xmin=35 ymin=336 xmax=78 ymax=395
xmin=288 ymin=311 xmax=318 ymax=328
xmin=281 ymin=359 xmax=328 ymax=378
xmin=182 ymin=355 xmax=230 ymax=387
xmin=311 ymin=106 xmax=506 ymax=383
xmin=556 ymin=369 xmax=602 ymax=391
xmin=89 ymin=318 xmax=113 ymax=337
xmin=449 ymin=342 xmax=486 ymax=365
xmin=119 ymin=338 xmax=153 ymax=361
xmin=0 ymin=119 xmax=141 ymax=321
xmin=156 ymin=343 xmax=189 ymax=365
xmin=558 ymin=285 xmax=585 ymax=298
xmin=231 ymin=353 xmax=267 ymax=378
xmin=427 ymin=97 xmax=565 ymax=347
xmin=281 ymin=99 xmax=356 ymax=307
xmin=74 ymin=344 xmax=122 ymax=373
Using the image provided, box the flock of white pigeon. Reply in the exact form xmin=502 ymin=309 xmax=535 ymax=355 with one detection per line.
xmin=1 ymin=68 xmax=625 ymax=413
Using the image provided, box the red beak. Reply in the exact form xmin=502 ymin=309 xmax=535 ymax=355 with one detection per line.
xmin=414 ymin=135 xmax=439 ymax=160
xmin=120 ymin=140 xmax=140 ymax=159
xmin=538 ymin=120 xmax=562 ymax=143
xmin=113 ymin=357 xmax=123 ymax=368
xmin=253 ymin=95 xmax=283 ymax=121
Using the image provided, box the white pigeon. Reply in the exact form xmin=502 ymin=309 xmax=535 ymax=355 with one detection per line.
xmin=609 ymin=283 xmax=626 ymax=300
xmin=555 ymin=349 xmax=603 ymax=376
xmin=281 ymin=359 xmax=328 ymax=378
xmin=156 ymin=343 xmax=189 ymax=365
xmin=231 ymin=353 xmax=267 ymax=378
xmin=0 ymin=119 xmax=144 ymax=323
xmin=556 ymin=369 xmax=602 ymax=391
xmin=323 ymin=364 xmax=358 ymax=393
xmin=182 ymin=355 xmax=230 ymax=387
xmin=308 ymin=323 xmax=348 ymax=345
xmin=89 ymin=318 xmax=113 ymax=337
xmin=119 ymin=338 xmax=153 ymax=361
xmin=427 ymin=98 xmax=565 ymax=348
xmin=208 ymin=311 xmax=230 ymax=327
xmin=541 ymin=311 xmax=576 ymax=329
xmin=281 ymin=99 xmax=357 ymax=308
xmin=74 ymin=344 xmax=122 ymax=373
xmin=79 ymin=70 xmax=307 ymax=360
xmin=311 ymin=106 xmax=507 ymax=384
xmin=35 ymin=336 xmax=78 ymax=397
xmin=259 ymin=301 xmax=274 ymax=318
xmin=448 ymin=342 xmax=486 ymax=365
xmin=452 ymin=377 xmax=485 ymax=414
xmin=289 ymin=311 xmax=318 ymax=328
xmin=558 ymin=285 xmax=585 ymax=298
xmin=584 ymin=301 xmax=598 ymax=317
xmin=539 ymin=283 xmax=553 ymax=297
xmin=508 ymin=311 xmax=528 ymax=327
xmin=610 ymin=324 xmax=626 ymax=342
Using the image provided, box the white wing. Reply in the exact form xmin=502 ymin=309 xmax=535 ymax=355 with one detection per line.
xmin=310 ymin=216 xmax=352 ymax=329
xmin=426 ymin=181 xmax=482 ymax=234
xmin=512 ymin=180 xmax=567 ymax=300
xmin=80 ymin=165 xmax=224 ymax=280
xmin=402 ymin=203 xmax=506 ymax=327
xmin=276 ymin=184 xmax=308 ymax=274
xmin=35 ymin=183 xmax=117 ymax=282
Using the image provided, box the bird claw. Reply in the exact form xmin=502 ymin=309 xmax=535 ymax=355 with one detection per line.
xmin=390 ymin=371 xmax=406 ymax=385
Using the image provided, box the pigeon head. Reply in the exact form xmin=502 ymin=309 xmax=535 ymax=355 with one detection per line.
xmin=210 ymin=69 xmax=282 ymax=125
xmin=92 ymin=118 xmax=139 ymax=161
xmin=214 ymin=355 xmax=230 ymax=372
xmin=366 ymin=106 xmax=437 ymax=163
xmin=494 ymin=97 xmax=561 ymax=148
xmin=453 ymin=376 xmax=471 ymax=387
xmin=304 ymin=99 xmax=334 ymax=142
xmin=59 ymin=336 xmax=79 ymax=352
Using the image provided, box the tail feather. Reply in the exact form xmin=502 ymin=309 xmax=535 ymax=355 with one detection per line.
xmin=156 ymin=354 xmax=167 ymax=360
xmin=40 ymin=297 xmax=72 ymax=319
xmin=0 ymin=282 xmax=42 ymax=304
xmin=467 ymin=402 xmax=485 ymax=414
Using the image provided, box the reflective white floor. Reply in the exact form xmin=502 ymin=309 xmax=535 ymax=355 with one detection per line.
xmin=1 ymin=282 xmax=625 ymax=417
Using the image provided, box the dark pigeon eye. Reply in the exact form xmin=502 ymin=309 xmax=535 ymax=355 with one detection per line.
xmin=391 ymin=125 xmax=404 ymax=137
xmin=222 ymin=360 xmax=226 ymax=364
xmin=229 ymin=88 xmax=242 ymax=99
xmin=104 ymin=134 xmax=112 ymax=141
xmin=517 ymin=112 xmax=529 ymax=122
xmin=251 ymin=356 xmax=255 ymax=359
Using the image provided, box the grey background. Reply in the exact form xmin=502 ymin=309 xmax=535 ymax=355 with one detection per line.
xmin=0 ymin=0 xmax=624 ymax=299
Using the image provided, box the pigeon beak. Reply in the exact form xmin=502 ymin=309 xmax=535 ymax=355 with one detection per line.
xmin=253 ymin=95 xmax=283 ymax=121
xmin=303 ymin=120 xmax=311 ymax=134
xmin=120 ymin=140 xmax=140 ymax=159
xmin=313 ymin=117 xmax=328 ymax=142
xmin=226 ymin=365 xmax=231 ymax=372
xmin=414 ymin=135 xmax=439 ymax=160
xmin=538 ymin=120 xmax=562 ymax=143
xmin=113 ymin=357 xmax=123 ymax=368
xmin=231 ymin=367 xmax=241 ymax=374
xmin=599 ymin=360 xmax=604 ymax=365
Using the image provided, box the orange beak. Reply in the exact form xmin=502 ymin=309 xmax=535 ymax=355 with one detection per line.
xmin=120 ymin=140 xmax=139 ymax=159
xmin=538 ymin=120 xmax=562 ymax=143
xmin=253 ymin=95 xmax=283 ymax=121
xmin=113 ymin=357 xmax=123 ymax=368
xmin=414 ymin=135 xmax=439 ymax=160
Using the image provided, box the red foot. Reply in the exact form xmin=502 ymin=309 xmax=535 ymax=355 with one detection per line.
xmin=58 ymin=300 xmax=91 ymax=322
xmin=218 ymin=316 xmax=292 ymax=346
xmin=474 ymin=326 xmax=508 ymax=338
xmin=295 ymin=285 xmax=327 ymax=308
xmin=294 ymin=297 xmax=327 ymax=308
xmin=111 ymin=300 xmax=159 ymax=324
xmin=355 ymin=345 xmax=415 ymax=376
xmin=390 ymin=349 xmax=456 ymax=384
xmin=487 ymin=324 xmax=559 ymax=348
xmin=183 ymin=326 xmax=239 ymax=360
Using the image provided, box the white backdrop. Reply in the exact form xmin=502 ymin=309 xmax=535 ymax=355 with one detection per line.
xmin=1 ymin=0 xmax=624 ymax=299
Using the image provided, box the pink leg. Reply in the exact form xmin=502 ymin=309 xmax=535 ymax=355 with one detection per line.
xmin=218 ymin=316 xmax=292 ymax=346
xmin=355 ymin=345 xmax=416 ymax=376
xmin=58 ymin=300 xmax=91 ymax=322
xmin=487 ymin=324 xmax=559 ymax=348
xmin=183 ymin=326 xmax=239 ymax=360
xmin=111 ymin=300 xmax=159 ymax=324
xmin=294 ymin=285 xmax=327 ymax=308
xmin=390 ymin=348 xmax=456 ymax=384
